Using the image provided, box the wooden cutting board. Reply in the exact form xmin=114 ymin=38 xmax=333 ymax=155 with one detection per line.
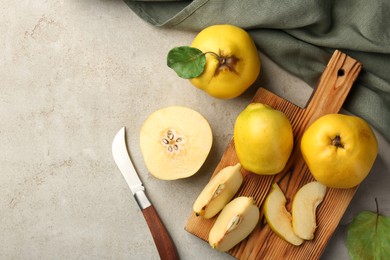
xmin=185 ymin=50 xmax=363 ymax=259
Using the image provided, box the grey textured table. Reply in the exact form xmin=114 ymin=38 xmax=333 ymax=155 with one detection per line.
xmin=1 ymin=1 xmax=389 ymax=259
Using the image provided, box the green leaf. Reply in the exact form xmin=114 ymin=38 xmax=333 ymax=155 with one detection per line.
xmin=167 ymin=46 xmax=206 ymax=79
xmin=347 ymin=202 xmax=390 ymax=260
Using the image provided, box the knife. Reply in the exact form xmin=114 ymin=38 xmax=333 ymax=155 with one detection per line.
xmin=112 ymin=127 xmax=179 ymax=260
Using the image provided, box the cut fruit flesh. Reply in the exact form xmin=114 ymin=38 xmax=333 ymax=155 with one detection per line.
xmin=140 ymin=106 xmax=212 ymax=180
xmin=208 ymin=196 xmax=259 ymax=252
xmin=263 ymin=183 xmax=304 ymax=246
xmin=193 ymin=163 xmax=243 ymax=219
xmin=292 ymin=181 xmax=327 ymax=240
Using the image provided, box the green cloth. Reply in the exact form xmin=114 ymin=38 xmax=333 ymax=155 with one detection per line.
xmin=124 ymin=0 xmax=390 ymax=141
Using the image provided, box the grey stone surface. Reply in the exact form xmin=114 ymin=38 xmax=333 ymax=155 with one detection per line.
xmin=1 ymin=1 xmax=389 ymax=259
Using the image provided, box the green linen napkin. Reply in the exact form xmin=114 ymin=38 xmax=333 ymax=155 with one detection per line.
xmin=124 ymin=0 xmax=390 ymax=142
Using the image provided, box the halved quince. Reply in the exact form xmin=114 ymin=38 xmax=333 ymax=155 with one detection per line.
xmin=139 ymin=106 xmax=212 ymax=180
xmin=193 ymin=163 xmax=243 ymax=219
xmin=263 ymin=183 xmax=303 ymax=246
xmin=292 ymin=181 xmax=327 ymax=240
xmin=209 ymin=196 xmax=259 ymax=252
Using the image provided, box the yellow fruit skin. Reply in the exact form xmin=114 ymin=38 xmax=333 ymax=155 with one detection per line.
xmin=190 ymin=24 xmax=260 ymax=99
xmin=301 ymin=114 xmax=378 ymax=188
xmin=234 ymin=103 xmax=294 ymax=175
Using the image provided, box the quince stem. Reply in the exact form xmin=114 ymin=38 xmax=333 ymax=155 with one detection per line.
xmin=331 ymin=135 xmax=344 ymax=148
xmin=203 ymin=51 xmax=239 ymax=75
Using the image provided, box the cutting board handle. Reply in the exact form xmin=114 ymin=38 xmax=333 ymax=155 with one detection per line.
xmin=304 ymin=50 xmax=362 ymax=124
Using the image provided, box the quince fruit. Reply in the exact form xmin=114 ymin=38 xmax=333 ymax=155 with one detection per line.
xmin=301 ymin=114 xmax=378 ymax=188
xmin=234 ymin=103 xmax=294 ymax=175
xmin=190 ymin=24 xmax=260 ymax=99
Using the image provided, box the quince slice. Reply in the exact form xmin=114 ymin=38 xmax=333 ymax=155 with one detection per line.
xmin=140 ymin=106 xmax=212 ymax=180
xmin=292 ymin=181 xmax=326 ymax=240
xmin=209 ymin=196 xmax=259 ymax=252
xmin=263 ymin=183 xmax=303 ymax=246
xmin=193 ymin=163 xmax=243 ymax=219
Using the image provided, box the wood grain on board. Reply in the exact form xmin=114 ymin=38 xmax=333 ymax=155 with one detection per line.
xmin=185 ymin=50 xmax=363 ymax=259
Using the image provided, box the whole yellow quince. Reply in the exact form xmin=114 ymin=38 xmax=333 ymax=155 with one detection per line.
xmin=190 ymin=24 xmax=260 ymax=99
xmin=234 ymin=103 xmax=294 ymax=175
xmin=301 ymin=114 xmax=378 ymax=189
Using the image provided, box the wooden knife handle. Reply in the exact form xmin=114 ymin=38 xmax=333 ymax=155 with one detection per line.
xmin=142 ymin=205 xmax=179 ymax=260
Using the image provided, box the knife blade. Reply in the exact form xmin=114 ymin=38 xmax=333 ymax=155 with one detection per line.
xmin=112 ymin=127 xmax=179 ymax=260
